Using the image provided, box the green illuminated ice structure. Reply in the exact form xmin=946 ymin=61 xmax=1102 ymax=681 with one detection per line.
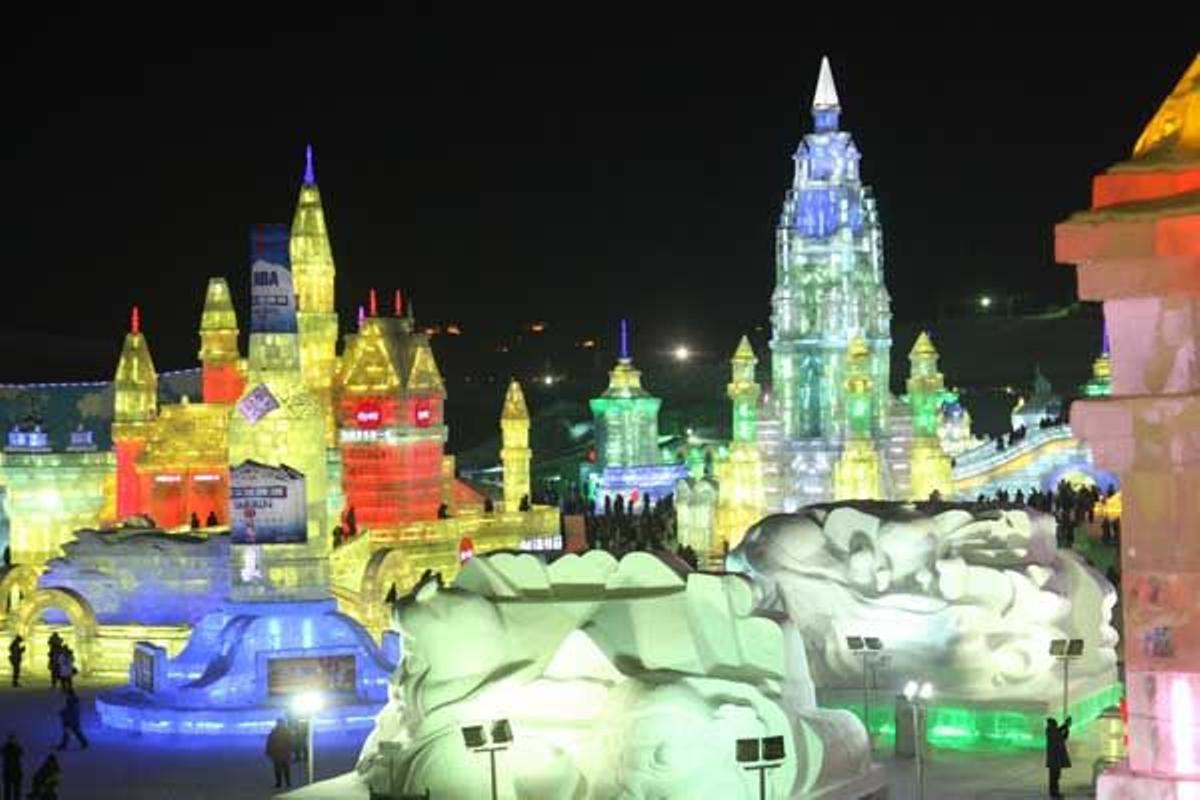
xmin=586 ymin=320 xmax=686 ymax=508
xmin=758 ymin=57 xmax=954 ymax=508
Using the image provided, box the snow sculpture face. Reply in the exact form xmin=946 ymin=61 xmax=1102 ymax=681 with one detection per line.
xmin=728 ymin=503 xmax=1119 ymax=702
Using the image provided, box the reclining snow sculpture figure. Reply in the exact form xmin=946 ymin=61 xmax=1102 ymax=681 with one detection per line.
xmin=727 ymin=502 xmax=1119 ymax=703
xmin=356 ymin=550 xmax=880 ymax=799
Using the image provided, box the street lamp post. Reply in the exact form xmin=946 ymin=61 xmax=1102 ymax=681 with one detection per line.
xmin=1050 ymin=638 xmax=1085 ymax=720
xmin=735 ymin=735 xmax=786 ymax=800
xmin=903 ymin=680 xmax=934 ymax=800
xmin=291 ymin=690 xmax=325 ymax=786
xmin=846 ymin=636 xmax=884 ymax=744
xmin=462 ymin=719 xmax=513 ymax=800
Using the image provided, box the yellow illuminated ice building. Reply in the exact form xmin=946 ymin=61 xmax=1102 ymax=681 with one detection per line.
xmin=0 ymin=148 xmax=556 ymax=680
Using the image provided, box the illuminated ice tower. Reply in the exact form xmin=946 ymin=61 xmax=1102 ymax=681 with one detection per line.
xmin=227 ymin=225 xmax=329 ymax=600
xmin=290 ymin=146 xmax=340 ymax=446
xmin=590 ymin=320 xmax=661 ymax=470
xmin=906 ymin=332 xmax=952 ymax=500
xmin=198 ymin=277 xmax=245 ymax=404
xmin=500 ymin=380 xmax=531 ymax=512
xmin=832 ymin=337 xmax=883 ymax=499
xmin=770 ymin=56 xmax=890 ymax=444
xmin=713 ymin=336 xmax=765 ymax=551
xmin=112 ymin=306 xmax=158 ymax=520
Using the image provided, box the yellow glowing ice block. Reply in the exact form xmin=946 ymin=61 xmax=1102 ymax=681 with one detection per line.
xmin=1133 ymin=53 xmax=1200 ymax=160
xmin=500 ymin=380 xmax=531 ymax=512
xmin=290 ymin=147 xmax=340 ymax=446
xmin=715 ymin=335 xmax=765 ymax=551
xmin=0 ymin=451 xmax=114 ymax=566
xmin=228 ymin=324 xmax=330 ymax=600
xmin=834 ymin=337 xmax=882 ymax=500
xmin=906 ymin=332 xmax=952 ymax=500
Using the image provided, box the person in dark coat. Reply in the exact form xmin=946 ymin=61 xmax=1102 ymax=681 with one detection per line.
xmin=29 ymin=754 xmax=58 ymax=800
xmin=46 ymin=633 xmax=63 ymax=690
xmin=1045 ymin=716 xmax=1072 ymax=798
xmin=56 ymin=688 xmax=88 ymax=751
xmin=265 ymin=718 xmax=293 ymax=789
xmin=6 ymin=637 xmax=24 ymax=688
xmin=2 ymin=734 xmax=21 ymax=800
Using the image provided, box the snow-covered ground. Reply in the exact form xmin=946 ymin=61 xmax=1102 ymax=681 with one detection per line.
xmin=0 ymin=685 xmax=365 ymax=799
xmin=0 ymin=684 xmax=1111 ymax=799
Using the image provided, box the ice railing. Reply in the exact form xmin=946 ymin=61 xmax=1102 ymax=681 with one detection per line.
xmin=950 ymin=424 xmax=1075 ymax=478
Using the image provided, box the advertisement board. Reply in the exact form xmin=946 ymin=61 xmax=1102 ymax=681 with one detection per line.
xmin=248 ymin=223 xmax=297 ymax=334
xmin=230 ymin=460 xmax=307 ymax=544
xmin=132 ymin=648 xmax=155 ymax=692
xmin=267 ymin=654 xmax=356 ymax=697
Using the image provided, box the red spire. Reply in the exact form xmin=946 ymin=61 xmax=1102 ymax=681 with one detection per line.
xmin=131 ymin=305 xmax=140 ymax=334
xmin=394 ymin=289 xmax=403 ymax=316
xmin=368 ymin=288 xmax=378 ymax=317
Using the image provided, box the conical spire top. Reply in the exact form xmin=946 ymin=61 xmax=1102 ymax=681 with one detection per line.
xmin=303 ymin=144 xmax=316 ymax=185
xmin=502 ymin=379 xmax=529 ymax=421
xmin=732 ymin=334 xmax=757 ymax=364
xmin=909 ymin=331 xmax=937 ymax=358
xmin=369 ymin=288 xmax=378 ymax=317
xmin=394 ymin=289 xmax=403 ymax=317
xmin=813 ymin=56 xmax=840 ymax=110
xmin=130 ymin=305 xmax=140 ymax=334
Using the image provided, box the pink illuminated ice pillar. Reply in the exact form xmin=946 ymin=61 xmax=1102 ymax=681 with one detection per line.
xmin=1056 ymin=54 xmax=1200 ymax=799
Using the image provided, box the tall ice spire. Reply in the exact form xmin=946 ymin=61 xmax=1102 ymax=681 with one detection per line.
xmin=812 ymin=55 xmax=841 ymax=131
xmin=289 ymin=145 xmax=340 ymax=445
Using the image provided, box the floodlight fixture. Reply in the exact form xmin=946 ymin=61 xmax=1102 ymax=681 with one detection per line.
xmin=846 ymin=636 xmax=865 ymax=651
xmin=904 ymin=680 xmax=919 ymax=701
xmin=1067 ymin=639 xmax=1084 ymax=657
xmin=761 ymin=735 xmax=786 ymax=761
xmin=461 ymin=725 xmax=487 ymax=749
xmin=491 ymin=719 xmax=513 ymax=745
xmin=291 ymin=690 xmax=324 ymax=716
xmin=865 ymin=637 xmax=883 ymax=651
xmin=918 ymin=681 xmax=934 ymax=701
xmin=736 ymin=738 xmax=760 ymax=763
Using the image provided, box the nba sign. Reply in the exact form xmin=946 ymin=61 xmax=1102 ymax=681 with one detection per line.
xmin=230 ymin=460 xmax=307 ymax=544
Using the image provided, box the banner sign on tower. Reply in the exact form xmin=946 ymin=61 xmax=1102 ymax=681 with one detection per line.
xmin=236 ymin=383 xmax=280 ymax=424
xmin=249 ymin=223 xmax=298 ymax=334
xmin=230 ymin=460 xmax=307 ymax=544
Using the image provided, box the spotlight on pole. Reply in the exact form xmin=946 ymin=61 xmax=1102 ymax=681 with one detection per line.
xmin=736 ymin=735 xmax=786 ymax=800
xmin=462 ymin=719 xmax=513 ymax=800
xmin=290 ymin=690 xmax=324 ymax=785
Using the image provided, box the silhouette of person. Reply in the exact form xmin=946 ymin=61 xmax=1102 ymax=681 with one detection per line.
xmin=2 ymin=733 xmax=22 ymax=800
xmin=56 ymin=688 xmax=88 ymax=751
xmin=266 ymin=718 xmax=293 ymax=788
xmin=1045 ymin=716 xmax=1071 ymax=799
xmin=7 ymin=637 xmax=24 ymax=688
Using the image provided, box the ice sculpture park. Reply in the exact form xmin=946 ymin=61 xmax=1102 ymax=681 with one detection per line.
xmin=331 ymin=551 xmax=886 ymax=800
xmin=728 ymin=502 xmax=1121 ymax=746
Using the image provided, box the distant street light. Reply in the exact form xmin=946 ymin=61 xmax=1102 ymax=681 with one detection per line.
xmin=979 ymin=295 xmax=993 ymax=310
xmin=736 ymin=735 xmax=786 ymax=800
xmin=291 ymin=690 xmax=324 ymax=785
xmin=1050 ymin=638 xmax=1085 ymax=720
xmin=847 ymin=636 xmax=885 ymax=747
xmin=903 ymin=680 xmax=934 ymax=800
xmin=462 ymin=719 xmax=513 ymax=800
xmin=673 ymin=345 xmax=691 ymax=362
xmin=542 ymin=374 xmax=555 ymax=386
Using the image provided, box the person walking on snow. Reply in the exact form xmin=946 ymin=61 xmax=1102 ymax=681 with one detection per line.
xmin=6 ymin=637 xmax=23 ymax=688
xmin=265 ymin=718 xmax=293 ymax=789
xmin=1045 ymin=715 xmax=1072 ymax=799
xmin=56 ymin=688 xmax=88 ymax=751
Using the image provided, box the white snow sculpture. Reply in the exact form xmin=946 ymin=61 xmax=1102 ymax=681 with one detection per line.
xmin=727 ymin=502 xmax=1119 ymax=702
xmin=355 ymin=551 xmax=882 ymax=800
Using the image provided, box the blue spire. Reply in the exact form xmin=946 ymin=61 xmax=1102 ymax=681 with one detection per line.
xmin=619 ymin=319 xmax=630 ymax=360
xmin=303 ymin=144 xmax=316 ymax=185
xmin=1101 ymin=320 xmax=1110 ymax=355
xmin=812 ymin=56 xmax=841 ymax=133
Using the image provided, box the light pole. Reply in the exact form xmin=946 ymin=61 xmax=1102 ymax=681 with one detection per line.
xmin=903 ymin=680 xmax=934 ymax=800
xmin=735 ymin=735 xmax=786 ymax=800
xmin=846 ymin=636 xmax=884 ymax=742
xmin=291 ymin=690 xmax=324 ymax=786
xmin=462 ymin=719 xmax=513 ymax=800
xmin=1050 ymin=638 xmax=1084 ymax=720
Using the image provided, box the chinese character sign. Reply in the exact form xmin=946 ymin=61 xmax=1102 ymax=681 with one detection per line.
xmin=237 ymin=383 xmax=280 ymax=424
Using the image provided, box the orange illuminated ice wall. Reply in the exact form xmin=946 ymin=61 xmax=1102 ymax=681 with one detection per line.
xmin=1056 ymin=54 xmax=1200 ymax=797
xmin=337 ymin=292 xmax=449 ymax=526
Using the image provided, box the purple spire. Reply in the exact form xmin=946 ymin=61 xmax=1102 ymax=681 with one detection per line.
xmin=1101 ymin=320 xmax=1110 ymax=355
xmin=357 ymin=304 xmax=365 ymax=329
xmin=303 ymin=144 xmax=316 ymax=185
xmin=619 ymin=319 xmax=629 ymax=360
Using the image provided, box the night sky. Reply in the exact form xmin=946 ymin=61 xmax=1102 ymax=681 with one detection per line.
xmin=6 ymin=17 xmax=1197 ymax=380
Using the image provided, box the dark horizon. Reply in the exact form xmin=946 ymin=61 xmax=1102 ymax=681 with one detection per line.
xmin=7 ymin=18 xmax=1197 ymax=380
